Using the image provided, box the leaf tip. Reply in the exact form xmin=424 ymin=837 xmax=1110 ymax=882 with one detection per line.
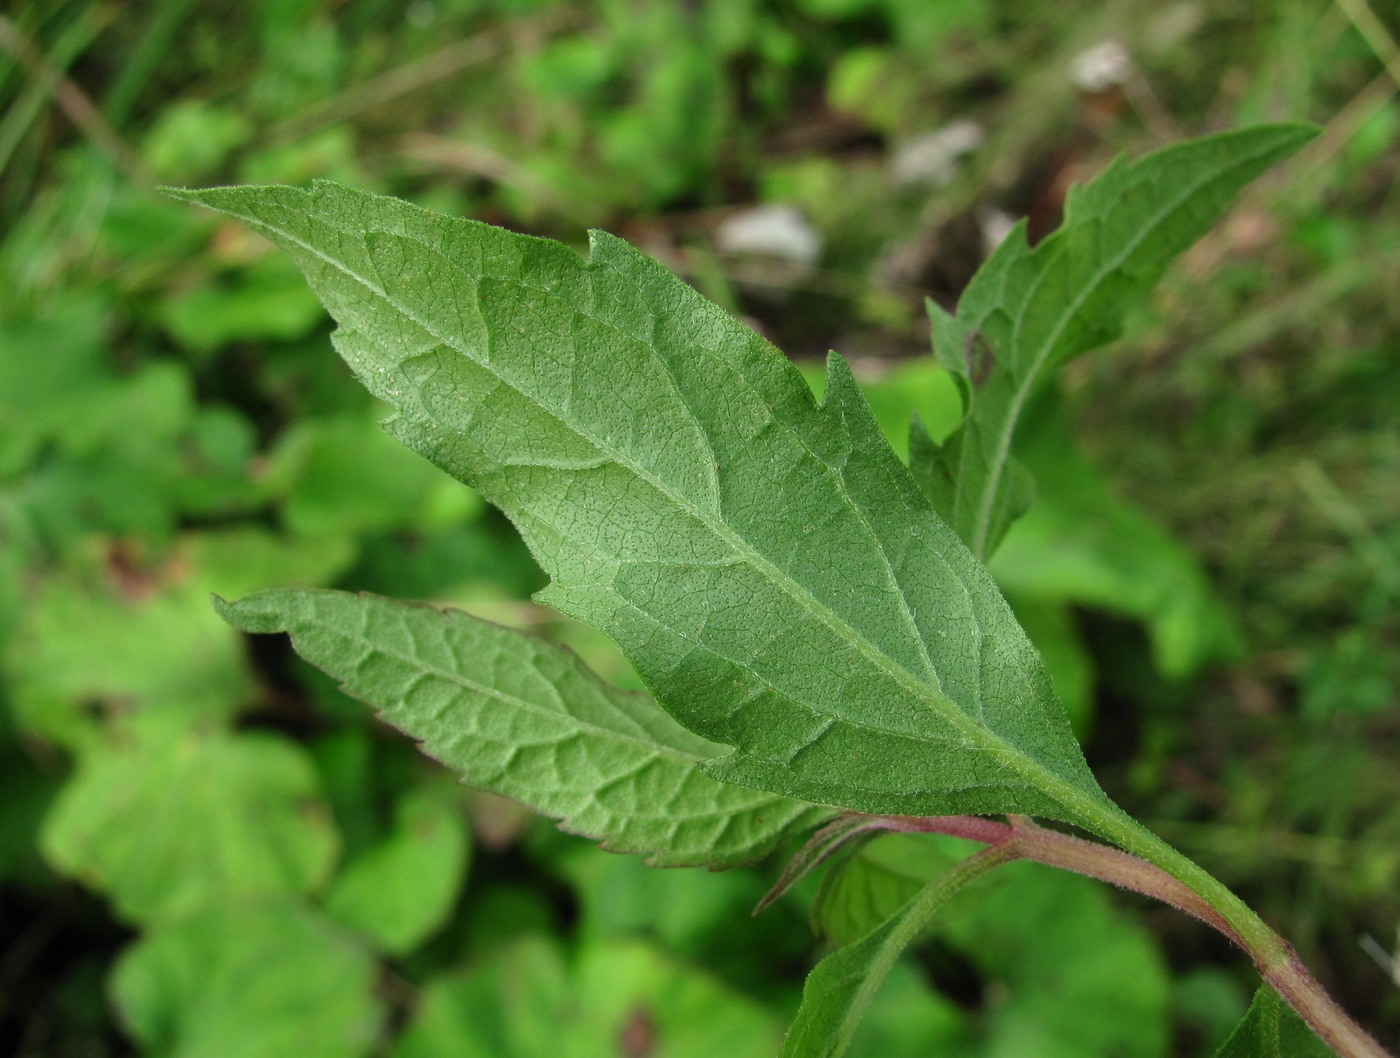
xmin=818 ymin=351 xmax=859 ymax=408
xmin=159 ymin=185 xmax=209 ymax=207
xmin=212 ymin=591 xmax=290 ymax=635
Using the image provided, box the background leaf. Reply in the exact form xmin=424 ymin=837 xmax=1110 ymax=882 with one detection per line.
xmin=323 ymin=786 xmax=470 ymax=955
xmin=990 ymin=407 xmax=1241 ymax=679
xmin=5 ymin=573 xmax=252 ymax=749
xmin=111 ymin=902 xmax=383 ymax=1058
xmin=41 ymin=724 xmax=339 ymax=924
xmin=810 ymin=837 xmax=1172 ymax=1058
xmin=781 ymin=844 xmax=1012 ymax=1058
xmin=393 ymin=934 xmax=781 ymax=1058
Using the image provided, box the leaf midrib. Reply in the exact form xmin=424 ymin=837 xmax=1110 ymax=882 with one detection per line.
xmin=222 ymin=198 xmax=1086 ymax=809
xmin=968 ymin=137 xmax=1291 ymax=560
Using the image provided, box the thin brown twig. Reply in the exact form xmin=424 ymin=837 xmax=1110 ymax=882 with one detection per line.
xmin=261 ymin=8 xmax=585 ymax=145
xmin=1332 ymin=0 xmax=1400 ymax=90
xmin=0 ymin=14 xmax=150 ymax=186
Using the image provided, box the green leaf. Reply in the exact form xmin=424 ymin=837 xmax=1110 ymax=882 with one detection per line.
xmin=111 ymin=902 xmax=382 ymax=1058
xmin=934 ymin=860 xmax=1171 ymax=1058
xmin=393 ymin=934 xmax=781 ymax=1058
xmin=6 ymin=573 xmax=253 ymax=749
xmin=842 ymin=961 xmax=970 ymax=1057
xmin=324 ymin=787 xmax=470 ymax=955
xmin=41 ymin=724 xmax=339 ymax=924
xmin=174 ymin=181 xmax=1110 ymax=828
xmin=266 ymin=412 xmax=476 ymax=538
xmin=812 ymin=833 xmax=969 ymax=947
xmin=755 ymin=813 xmax=884 ymax=915
xmin=989 ymin=409 xmax=1239 ymax=679
xmin=159 ymin=241 xmax=324 ymax=356
xmin=923 ymin=124 xmax=1317 ymax=560
xmin=781 ymin=845 xmax=1014 ymax=1058
xmin=217 ymin=588 xmax=829 ymax=867
xmin=0 ymin=295 xmax=110 ymax=477
xmin=812 ymin=842 xmax=1173 ymax=1058
xmin=540 ymin=833 xmax=791 ymax=966
xmin=797 ymin=358 xmax=963 ymax=462
xmin=182 ymin=526 xmax=358 ymax=599
xmin=1004 ymin=595 xmax=1094 ymax=737
xmin=1214 ymin=986 xmax=1334 ymax=1058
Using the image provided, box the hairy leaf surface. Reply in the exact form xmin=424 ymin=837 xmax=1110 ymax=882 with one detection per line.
xmin=921 ymin=124 xmax=1316 ymax=559
xmin=218 ymin=589 xmax=828 ymax=867
xmin=179 ymin=182 xmax=1112 ymax=825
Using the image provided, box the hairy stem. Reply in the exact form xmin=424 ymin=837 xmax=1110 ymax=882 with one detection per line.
xmin=871 ymin=813 xmax=1393 ymax=1058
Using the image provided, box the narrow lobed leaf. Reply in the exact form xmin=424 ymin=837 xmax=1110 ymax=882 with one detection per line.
xmin=753 ymin=813 xmax=883 ymax=916
xmin=217 ymin=588 xmax=830 ymax=867
xmin=923 ymin=124 xmax=1317 ymax=559
xmin=780 ymin=844 xmax=1015 ymax=1058
xmin=176 ymin=181 xmax=1113 ymax=828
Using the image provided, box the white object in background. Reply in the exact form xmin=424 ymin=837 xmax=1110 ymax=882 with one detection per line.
xmin=892 ymin=120 xmax=985 ymax=188
xmin=978 ymin=206 xmax=1018 ymax=259
xmin=714 ymin=205 xmax=822 ymax=269
xmin=1069 ymin=40 xmax=1133 ymax=92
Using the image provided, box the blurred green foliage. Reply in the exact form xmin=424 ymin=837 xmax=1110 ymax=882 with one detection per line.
xmin=1 ymin=0 xmax=1397 ymax=1054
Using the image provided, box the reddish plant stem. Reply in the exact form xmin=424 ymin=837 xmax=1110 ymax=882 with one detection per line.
xmin=867 ymin=814 xmax=1393 ymax=1058
xmin=879 ymin=814 xmax=1240 ymax=945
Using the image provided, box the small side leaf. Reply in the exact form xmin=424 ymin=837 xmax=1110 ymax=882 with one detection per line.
xmin=780 ymin=845 xmax=1014 ymax=1058
xmin=217 ymin=588 xmax=831 ymax=867
xmin=754 ymin=813 xmax=884 ymax=916
xmin=1214 ymin=986 xmax=1335 ymax=1058
xmin=924 ymin=124 xmax=1317 ymax=559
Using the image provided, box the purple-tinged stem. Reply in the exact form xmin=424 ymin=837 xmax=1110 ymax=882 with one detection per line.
xmin=863 ymin=814 xmax=1393 ymax=1058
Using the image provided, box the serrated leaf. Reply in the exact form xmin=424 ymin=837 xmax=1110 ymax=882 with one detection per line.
xmin=41 ymin=724 xmax=339 ymax=924
xmin=218 ymin=588 xmax=829 ymax=867
xmin=111 ymin=902 xmax=382 ymax=1058
xmin=923 ymin=124 xmax=1317 ymax=559
xmin=175 ymin=181 xmax=1112 ymax=828
xmin=1214 ymin=986 xmax=1335 ymax=1058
